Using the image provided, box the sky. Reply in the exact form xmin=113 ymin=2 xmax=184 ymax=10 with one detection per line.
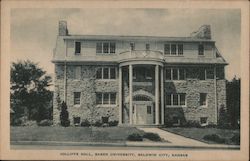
xmin=11 ymin=8 xmax=241 ymax=82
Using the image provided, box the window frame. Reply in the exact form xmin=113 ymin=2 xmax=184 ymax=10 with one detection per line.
xmin=166 ymin=93 xmax=186 ymax=107
xmin=75 ymin=41 xmax=81 ymax=54
xmin=200 ymin=93 xmax=207 ymax=107
xmin=198 ymin=44 xmax=204 ymax=56
xmin=96 ymin=67 xmax=116 ymax=80
xmin=96 ymin=42 xmax=116 ymax=54
xmin=73 ymin=92 xmax=81 ymax=105
xmin=130 ymin=42 xmax=135 ymax=51
xmin=165 ymin=68 xmax=186 ymax=81
xmin=96 ymin=92 xmax=117 ymax=106
xmin=146 ymin=43 xmax=150 ymax=51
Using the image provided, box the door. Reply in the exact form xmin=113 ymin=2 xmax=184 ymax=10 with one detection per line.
xmin=134 ymin=104 xmax=154 ymax=124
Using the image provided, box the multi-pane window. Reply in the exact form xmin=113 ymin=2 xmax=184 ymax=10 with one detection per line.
xmin=73 ymin=66 xmax=81 ymax=80
xmin=165 ymin=68 xmax=186 ymax=80
xmin=130 ymin=42 xmax=135 ymax=51
xmin=164 ymin=44 xmax=183 ymax=55
xmin=146 ymin=44 xmax=150 ymax=51
xmin=200 ymin=93 xmax=207 ymax=106
xmin=164 ymin=44 xmax=170 ymax=55
xmin=75 ymin=42 xmax=81 ymax=54
xmin=166 ymin=93 xmax=186 ymax=106
xmin=198 ymin=44 xmax=204 ymax=55
xmin=96 ymin=42 xmax=116 ymax=54
xmin=171 ymin=44 xmax=177 ymax=55
xmin=96 ymin=67 xmax=116 ymax=79
xmin=74 ymin=92 xmax=81 ymax=105
xmin=96 ymin=93 xmax=116 ymax=105
xmin=178 ymin=44 xmax=183 ymax=55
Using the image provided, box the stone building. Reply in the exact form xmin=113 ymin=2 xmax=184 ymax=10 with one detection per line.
xmin=52 ymin=21 xmax=227 ymax=126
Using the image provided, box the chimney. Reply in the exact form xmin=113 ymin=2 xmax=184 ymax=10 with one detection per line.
xmin=58 ymin=21 xmax=68 ymax=36
xmin=190 ymin=25 xmax=211 ymax=39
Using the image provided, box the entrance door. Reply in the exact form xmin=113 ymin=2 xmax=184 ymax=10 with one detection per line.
xmin=134 ymin=103 xmax=153 ymax=124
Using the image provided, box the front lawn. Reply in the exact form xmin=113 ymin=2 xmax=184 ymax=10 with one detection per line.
xmin=162 ymin=127 xmax=240 ymax=145
xmin=11 ymin=126 xmax=145 ymax=143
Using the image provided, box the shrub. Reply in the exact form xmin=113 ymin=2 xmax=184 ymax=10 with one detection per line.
xmin=23 ymin=120 xmax=37 ymax=126
xmin=38 ymin=119 xmax=53 ymax=126
xmin=94 ymin=121 xmax=102 ymax=127
xmin=108 ymin=120 xmax=119 ymax=127
xmin=11 ymin=116 xmax=27 ymax=126
xmin=203 ymin=134 xmax=226 ymax=144
xmin=143 ymin=132 xmax=162 ymax=141
xmin=81 ymin=119 xmax=91 ymax=127
xmin=60 ymin=102 xmax=70 ymax=127
xmin=231 ymin=133 xmax=240 ymax=145
xmin=127 ymin=133 xmax=143 ymax=141
xmin=185 ymin=120 xmax=201 ymax=128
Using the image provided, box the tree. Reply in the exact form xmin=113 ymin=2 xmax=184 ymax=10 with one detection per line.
xmin=10 ymin=60 xmax=53 ymax=123
xmin=60 ymin=101 xmax=70 ymax=127
xmin=226 ymin=76 xmax=240 ymax=129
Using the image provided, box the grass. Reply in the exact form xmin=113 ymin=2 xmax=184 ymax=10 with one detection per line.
xmin=11 ymin=126 xmax=145 ymax=143
xmin=161 ymin=127 xmax=240 ymax=145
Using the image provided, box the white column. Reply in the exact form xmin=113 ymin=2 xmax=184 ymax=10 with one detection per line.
xmin=155 ymin=65 xmax=159 ymax=125
xmin=119 ymin=67 xmax=123 ymax=124
xmin=129 ymin=65 xmax=133 ymax=124
xmin=161 ymin=66 xmax=164 ymax=125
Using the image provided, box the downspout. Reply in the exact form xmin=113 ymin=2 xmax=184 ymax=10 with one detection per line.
xmin=214 ymin=64 xmax=218 ymax=124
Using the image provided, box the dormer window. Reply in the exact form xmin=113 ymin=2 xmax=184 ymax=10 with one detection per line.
xmin=146 ymin=44 xmax=150 ymax=51
xmin=96 ymin=42 xmax=116 ymax=54
xmin=198 ymin=44 xmax=204 ymax=55
xmin=130 ymin=42 xmax=135 ymax=51
xmin=75 ymin=42 xmax=81 ymax=54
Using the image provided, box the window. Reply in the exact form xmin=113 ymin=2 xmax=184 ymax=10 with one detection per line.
xmin=130 ymin=43 xmax=135 ymax=51
xmin=110 ymin=43 xmax=116 ymax=53
xmin=96 ymin=42 xmax=116 ymax=54
xmin=172 ymin=69 xmax=178 ymax=80
xmin=145 ymin=69 xmax=152 ymax=79
xmin=110 ymin=93 xmax=116 ymax=104
xmin=200 ymin=117 xmax=208 ymax=125
xmin=73 ymin=66 xmax=81 ymax=80
xmin=178 ymin=44 xmax=183 ymax=55
xmin=198 ymin=44 xmax=204 ymax=55
xmin=96 ymin=68 xmax=102 ymax=79
xmin=74 ymin=92 xmax=81 ymax=105
xmin=96 ymin=43 xmax=102 ymax=53
xmin=96 ymin=93 xmax=102 ymax=104
xmin=110 ymin=68 xmax=116 ymax=79
xmin=146 ymin=44 xmax=150 ymax=51
xmin=200 ymin=93 xmax=207 ymax=106
xmin=147 ymin=106 xmax=152 ymax=114
xmin=75 ymin=42 xmax=81 ymax=54
xmin=171 ymin=44 xmax=176 ymax=55
xmin=206 ymin=68 xmax=214 ymax=79
xmin=103 ymin=68 xmax=109 ymax=79
xmin=103 ymin=93 xmax=109 ymax=104
xmin=164 ymin=44 xmax=170 ymax=55
xmin=198 ymin=68 xmax=205 ymax=80
xmin=96 ymin=67 xmax=116 ymax=79
xmin=166 ymin=68 xmax=186 ymax=80
xmin=103 ymin=42 xmax=109 ymax=53
xmin=166 ymin=93 xmax=186 ymax=106
xmin=96 ymin=93 xmax=117 ymax=105
xmin=73 ymin=117 xmax=81 ymax=125
xmin=166 ymin=68 xmax=171 ymax=80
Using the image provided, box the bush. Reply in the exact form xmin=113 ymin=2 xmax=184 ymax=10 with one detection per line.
xmin=23 ymin=120 xmax=37 ymax=126
xmin=127 ymin=133 xmax=143 ymax=141
xmin=185 ymin=120 xmax=201 ymax=128
xmin=81 ymin=119 xmax=91 ymax=127
xmin=11 ymin=116 xmax=27 ymax=126
xmin=94 ymin=121 xmax=102 ymax=127
xmin=38 ymin=119 xmax=53 ymax=126
xmin=231 ymin=133 xmax=240 ymax=145
xmin=203 ymin=134 xmax=226 ymax=144
xmin=108 ymin=120 xmax=119 ymax=127
xmin=60 ymin=102 xmax=70 ymax=127
xmin=143 ymin=132 xmax=162 ymax=141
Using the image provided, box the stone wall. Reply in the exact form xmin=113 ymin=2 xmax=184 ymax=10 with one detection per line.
xmin=53 ymin=64 xmax=119 ymax=125
xmin=164 ymin=78 xmax=226 ymax=125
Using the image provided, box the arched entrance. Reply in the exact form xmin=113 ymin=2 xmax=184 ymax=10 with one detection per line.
xmin=133 ymin=90 xmax=155 ymax=125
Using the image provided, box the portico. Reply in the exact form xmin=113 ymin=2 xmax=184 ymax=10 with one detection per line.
xmin=118 ymin=50 xmax=165 ymax=126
